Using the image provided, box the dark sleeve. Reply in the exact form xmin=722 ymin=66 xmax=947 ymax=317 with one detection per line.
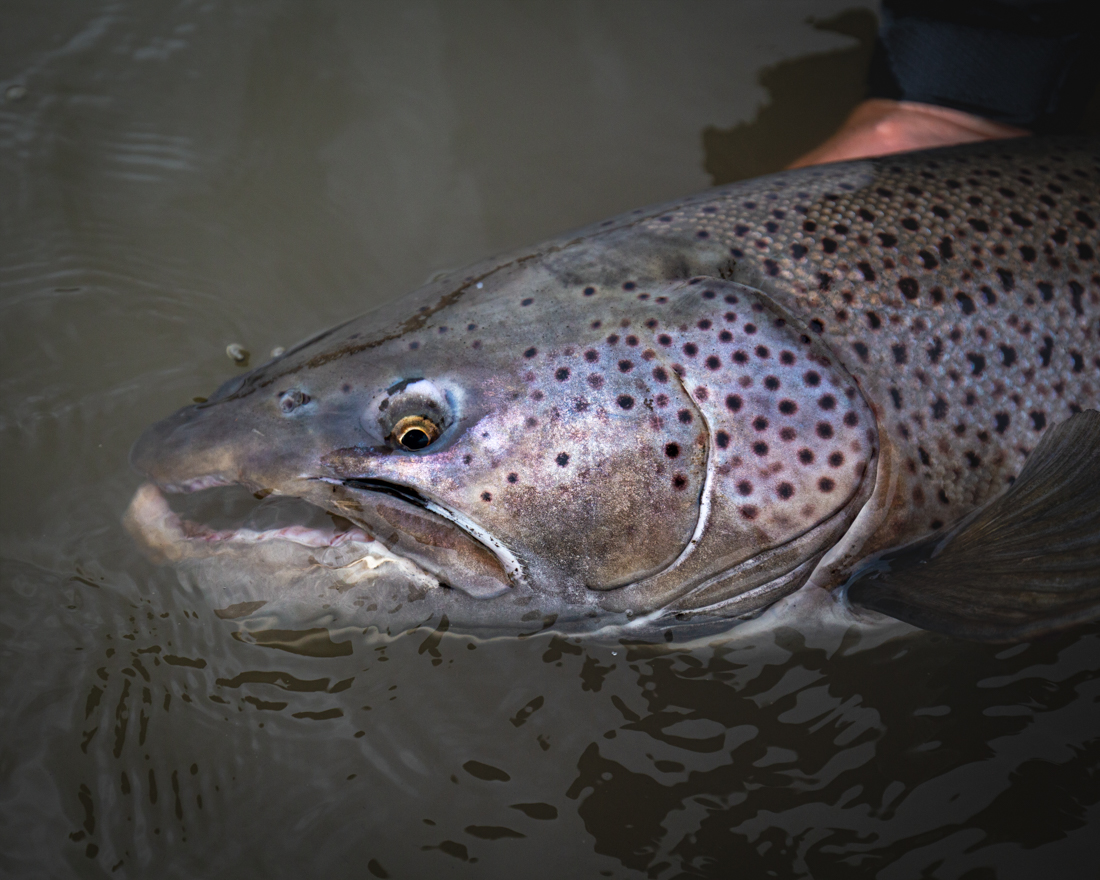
xmin=867 ymin=0 xmax=1099 ymax=133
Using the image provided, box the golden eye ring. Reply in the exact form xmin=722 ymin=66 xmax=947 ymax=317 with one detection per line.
xmin=391 ymin=415 xmax=442 ymax=451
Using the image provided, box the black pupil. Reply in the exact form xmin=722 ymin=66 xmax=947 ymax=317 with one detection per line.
xmin=400 ymin=427 xmax=432 ymax=450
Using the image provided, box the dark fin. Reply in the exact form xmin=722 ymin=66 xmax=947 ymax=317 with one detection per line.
xmin=847 ymin=410 xmax=1100 ymax=642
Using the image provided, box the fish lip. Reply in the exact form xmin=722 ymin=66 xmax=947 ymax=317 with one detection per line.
xmin=340 ymin=477 xmax=431 ymax=511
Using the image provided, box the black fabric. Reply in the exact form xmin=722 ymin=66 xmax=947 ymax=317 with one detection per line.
xmin=867 ymin=0 xmax=1099 ymax=133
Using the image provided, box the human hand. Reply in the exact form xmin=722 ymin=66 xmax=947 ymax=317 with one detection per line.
xmin=787 ymin=98 xmax=1030 ymax=169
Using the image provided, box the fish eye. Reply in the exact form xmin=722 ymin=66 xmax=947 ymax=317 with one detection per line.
xmin=391 ymin=415 xmax=442 ymax=451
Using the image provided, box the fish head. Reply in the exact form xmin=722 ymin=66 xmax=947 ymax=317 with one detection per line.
xmin=130 ymin=241 xmax=877 ymax=619
xmin=129 ymin=256 xmax=717 ymax=606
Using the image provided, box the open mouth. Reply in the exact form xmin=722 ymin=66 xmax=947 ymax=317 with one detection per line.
xmin=123 ymin=474 xmax=521 ymax=598
xmin=124 ymin=482 xmax=378 ymax=561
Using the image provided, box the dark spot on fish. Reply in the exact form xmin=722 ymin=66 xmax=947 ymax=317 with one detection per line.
xmin=901 ymin=218 xmax=919 ymax=231
xmin=822 ymin=238 xmax=838 ymax=254
xmin=877 ymin=232 xmax=897 ymax=247
xmin=658 ymin=334 xmax=672 ymax=346
xmin=919 ymin=250 xmax=938 ymax=269
xmin=583 ymin=286 xmax=595 ymax=296
xmin=678 ymin=409 xmax=692 ymax=424
xmin=521 ymin=298 xmax=534 ymax=306
xmin=818 ymin=274 xmax=832 ymax=291
xmin=967 ymin=353 xmax=985 ymax=375
xmin=778 ymin=399 xmax=797 ymax=415
xmin=999 ymin=345 xmax=1017 ymax=367
xmin=1071 ymin=350 xmax=1084 ymax=372
xmin=994 ymin=413 xmax=1010 ymax=434
xmin=844 ymin=412 xmax=858 ymax=426
xmin=481 ymin=492 xmax=492 ymax=502
xmin=853 ymin=341 xmax=869 ymax=362
xmin=524 ymin=347 xmax=537 ymax=358
xmin=653 ymin=367 xmax=668 ymax=383
xmin=607 ymin=334 xmax=619 ymax=345
xmin=623 ymin=282 xmax=636 ymax=291
xmin=555 ymin=367 xmax=570 ymax=381
xmin=898 ymin=278 xmax=919 ymax=300
xmin=828 ymin=452 xmax=844 ymax=467
xmin=1070 ymin=280 xmax=1084 ymax=315
xmin=816 ymin=422 xmax=833 ymax=439
xmin=810 ymin=318 xmax=825 ymax=334
xmin=924 ymin=337 xmax=943 ymax=363
xmin=1030 ymin=411 xmax=1046 ymax=430
xmin=507 ymin=473 xmax=518 ymax=483
xmin=818 ymin=394 xmax=836 ymax=410
xmin=931 ymin=397 xmax=948 ymax=420
xmin=791 ymin=244 xmax=807 ymax=259
xmin=968 ymin=218 xmax=989 ymax=233
xmin=955 ymin=292 xmax=976 ymax=314
xmin=798 ymin=448 xmax=814 ymax=464
xmin=556 ymin=452 xmax=569 ymax=466
xmin=587 ymin=374 xmax=604 ymax=389
xmin=618 ymin=360 xmax=633 ymax=373
xmin=918 ymin=446 xmax=931 ymax=466
xmin=818 ymin=477 xmax=835 ymax=493
xmin=752 ymin=441 xmax=768 ymax=457
xmin=617 ymin=395 xmax=634 ymax=410
xmin=1030 ymin=335 xmax=1052 ymax=367
xmin=736 ymin=480 xmax=752 ymax=496
xmin=891 ymin=344 xmax=908 ymax=365
xmin=716 ymin=431 xmax=730 ymax=449
xmin=857 ymin=262 xmax=876 ymax=281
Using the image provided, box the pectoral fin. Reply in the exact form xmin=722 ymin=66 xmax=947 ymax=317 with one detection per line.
xmin=846 ymin=410 xmax=1100 ymax=642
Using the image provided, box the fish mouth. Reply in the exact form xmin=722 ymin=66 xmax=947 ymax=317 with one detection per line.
xmin=124 ymin=473 xmax=521 ymax=599
xmin=123 ymin=482 xmax=378 ymax=563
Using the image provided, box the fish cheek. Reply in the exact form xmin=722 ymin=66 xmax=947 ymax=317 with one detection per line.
xmin=491 ymin=432 xmax=706 ymax=591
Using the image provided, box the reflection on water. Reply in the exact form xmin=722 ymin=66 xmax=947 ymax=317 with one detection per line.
xmin=2 ymin=1 xmax=1098 ymax=878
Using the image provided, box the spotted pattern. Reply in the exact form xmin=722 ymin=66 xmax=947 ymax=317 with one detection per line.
xmin=639 ymin=138 xmax=1099 ymax=547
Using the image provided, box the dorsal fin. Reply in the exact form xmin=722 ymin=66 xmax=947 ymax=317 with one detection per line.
xmin=846 ymin=410 xmax=1100 ymax=642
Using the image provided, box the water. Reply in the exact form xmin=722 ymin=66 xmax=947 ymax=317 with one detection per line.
xmin=2 ymin=2 xmax=1098 ymax=878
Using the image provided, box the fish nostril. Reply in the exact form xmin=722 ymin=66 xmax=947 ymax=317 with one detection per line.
xmin=278 ymin=389 xmax=311 ymax=414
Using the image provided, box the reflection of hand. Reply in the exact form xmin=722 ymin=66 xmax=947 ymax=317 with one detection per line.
xmin=787 ymin=98 xmax=1030 ymax=169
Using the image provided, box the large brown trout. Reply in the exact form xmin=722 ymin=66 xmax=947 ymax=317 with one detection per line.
xmin=128 ymin=137 xmax=1100 ymax=640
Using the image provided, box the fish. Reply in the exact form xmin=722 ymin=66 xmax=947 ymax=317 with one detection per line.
xmin=127 ymin=136 xmax=1100 ymax=641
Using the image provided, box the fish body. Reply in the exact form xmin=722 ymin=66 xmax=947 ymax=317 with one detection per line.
xmin=129 ymin=137 xmax=1100 ymax=635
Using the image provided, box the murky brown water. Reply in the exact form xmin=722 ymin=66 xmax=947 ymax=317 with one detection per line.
xmin=2 ymin=2 xmax=1098 ymax=878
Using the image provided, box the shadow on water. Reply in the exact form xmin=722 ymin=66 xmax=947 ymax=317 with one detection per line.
xmin=702 ymin=9 xmax=877 ymax=185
